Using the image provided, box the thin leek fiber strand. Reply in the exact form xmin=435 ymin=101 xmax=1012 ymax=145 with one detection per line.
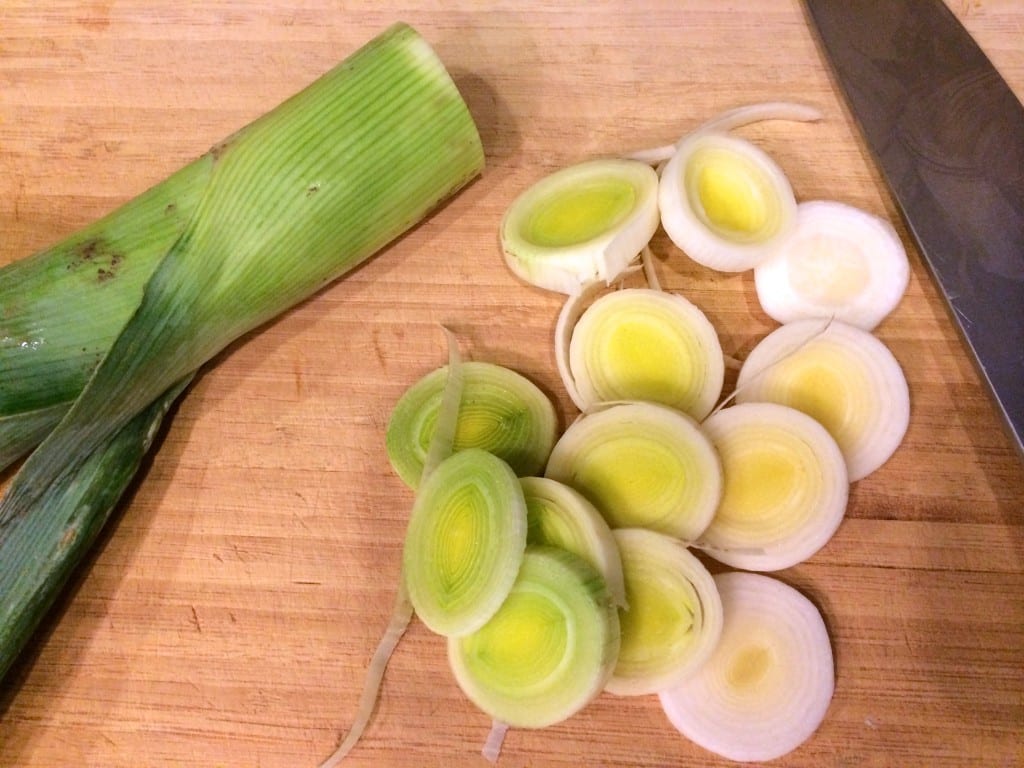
xmin=448 ymin=546 xmax=620 ymax=729
xmin=606 ymin=528 xmax=722 ymax=696
xmin=500 ymin=159 xmax=660 ymax=293
xmin=0 ymin=158 xmax=212 ymax=471
xmin=658 ymin=571 xmax=834 ymax=763
xmin=753 ymin=200 xmax=910 ymax=330
xmin=0 ymin=376 xmax=190 ymax=681
xmin=319 ymin=329 xmax=464 ymax=768
xmin=697 ymin=402 xmax=849 ymax=571
xmin=734 ymin=319 xmax=910 ymax=481
xmin=544 ymin=401 xmax=722 ymax=541
xmin=625 ymin=102 xmax=823 ymax=166
xmin=403 ymin=449 xmax=528 ymax=638
xmin=566 ymin=287 xmax=724 ymax=420
xmin=521 ymin=475 xmax=626 ymax=608
xmin=386 ymin=361 xmax=557 ymax=489
xmin=0 ymin=24 xmax=484 ymax=533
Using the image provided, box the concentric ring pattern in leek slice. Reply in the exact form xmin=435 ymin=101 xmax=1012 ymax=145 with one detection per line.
xmin=659 ymin=131 xmax=797 ymax=272
xmin=521 ymin=475 xmax=626 ymax=607
xmin=606 ymin=528 xmax=722 ymax=696
xmin=566 ymin=287 xmax=725 ymax=420
xmin=754 ymin=200 xmax=909 ymax=331
xmin=544 ymin=401 xmax=722 ymax=541
xmin=659 ymin=571 xmax=834 ymax=763
xmin=402 ymin=448 xmax=528 ymax=638
xmin=448 ymin=545 xmax=620 ymax=728
xmin=698 ymin=402 xmax=849 ymax=571
xmin=734 ymin=319 xmax=909 ymax=482
xmin=386 ymin=361 xmax=557 ymax=489
xmin=500 ymin=158 xmax=660 ymax=293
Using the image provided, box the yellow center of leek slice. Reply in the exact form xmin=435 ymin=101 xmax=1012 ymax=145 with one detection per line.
xmin=448 ymin=547 xmax=620 ymax=728
xmin=726 ymin=641 xmax=775 ymax=692
xmin=524 ymin=177 xmax=637 ymax=247
xmin=579 ymin=436 xmax=687 ymax=530
xmin=719 ymin=443 xmax=801 ymax=524
xmin=773 ymin=352 xmax=864 ymax=452
xmin=686 ymin=146 xmax=776 ymax=241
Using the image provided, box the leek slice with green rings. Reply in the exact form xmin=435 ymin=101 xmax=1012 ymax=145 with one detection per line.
xmin=735 ymin=319 xmax=910 ymax=481
xmin=606 ymin=528 xmax=722 ymax=696
xmin=697 ymin=402 xmax=848 ymax=571
xmin=564 ymin=287 xmax=724 ymax=419
xmin=448 ymin=545 xmax=620 ymax=728
xmin=659 ymin=571 xmax=834 ymax=763
xmin=500 ymin=159 xmax=660 ymax=293
xmin=544 ymin=401 xmax=722 ymax=541
xmin=520 ymin=476 xmax=626 ymax=607
xmin=754 ymin=200 xmax=910 ymax=330
xmin=385 ymin=361 xmax=558 ymax=489
xmin=402 ymin=448 xmax=528 ymax=637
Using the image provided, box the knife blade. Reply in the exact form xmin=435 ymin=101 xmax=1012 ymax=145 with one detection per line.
xmin=803 ymin=0 xmax=1024 ymax=458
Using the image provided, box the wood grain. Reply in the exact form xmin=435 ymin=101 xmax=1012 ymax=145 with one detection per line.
xmin=1 ymin=2 xmax=1021 ymax=766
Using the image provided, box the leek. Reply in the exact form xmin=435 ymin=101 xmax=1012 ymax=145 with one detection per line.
xmin=385 ymin=361 xmax=557 ymax=489
xmin=606 ymin=528 xmax=722 ymax=696
xmin=500 ymin=159 xmax=660 ymax=293
xmin=0 ymin=22 xmax=484 ymax=682
xmin=697 ymin=402 xmax=849 ymax=571
xmin=545 ymin=401 xmax=722 ymax=541
xmin=659 ymin=571 xmax=834 ymax=762
xmin=521 ymin=475 xmax=626 ymax=608
xmin=753 ymin=199 xmax=910 ymax=330
xmin=0 ymin=158 xmax=211 ymax=471
xmin=402 ymin=449 xmax=528 ymax=637
xmin=735 ymin=319 xmax=910 ymax=481
xmin=562 ymin=287 xmax=724 ymax=419
xmin=448 ymin=545 xmax=620 ymax=728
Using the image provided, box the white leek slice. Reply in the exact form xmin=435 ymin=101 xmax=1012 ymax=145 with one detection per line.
xmin=754 ymin=200 xmax=910 ymax=330
xmin=448 ymin=546 xmax=620 ymax=728
xmin=735 ymin=319 xmax=909 ymax=482
xmin=500 ymin=159 xmax=660 ymax=293
xmin=659 ymin=571 xmax=834 ymax=763
xmin=521 ymin=476 xmax=626 ymax=608
xmin=697 ymin=402 xmax=848 ymax=571
xmin=565 ymin=288 xmax=725 ymax=420
xmin=544 ymin=401 xmax=722 ymax=541
xmin=386 ymin=361 xmax=558 ymax=489
xmin=403 ymin=449 xmax=528 ymax=637
xmin=606 ymin=528 xmax=722 ymax=696
xmin=659 ymin=131 xmax=797 ymax=272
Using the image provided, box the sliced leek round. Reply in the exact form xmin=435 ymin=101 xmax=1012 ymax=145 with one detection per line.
xmin=448 ymin=546 xmax=620 ymax=728
xmin=659 ymin=131 xmax=797 ymax=272
xmin=521 ymin=476 xmax=626 ymax=608
xmin=735 ymin=319 xmax=909 ymax=482
xmin=386 ymin=361 xmax=558 ymax=489
xmin=698 ymin=402 xmax=848 ymax=571
xmin=606 ymin=528 xmax=722 ymax=696
xmin=402 ymin=449 xmax=528 ymax=637
xmin=544 ymin=401 xmax=722 ymax=541
xmin=754 ymin=200 xmax=910 ymax=330
xmin=659 ymin=571 xmax=834 ymax=763
xmin=500 ymin=159 xmax=660 ymax=293
xmin=564 ymin=288 xmax=725 ymax=420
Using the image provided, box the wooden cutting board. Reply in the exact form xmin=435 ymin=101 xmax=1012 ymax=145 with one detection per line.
xmin=1 ymin=2 xmax=1021 ymax=766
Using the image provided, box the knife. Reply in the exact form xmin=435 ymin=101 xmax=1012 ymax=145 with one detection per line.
xmin=803 ymin=0 xmax=1024 ymax=459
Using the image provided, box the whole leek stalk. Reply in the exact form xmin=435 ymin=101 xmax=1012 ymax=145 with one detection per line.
xmin=0 ymin=158 xmax=212 ymax=471
xmin=0 ymin=22 xmax=484 ymax=681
